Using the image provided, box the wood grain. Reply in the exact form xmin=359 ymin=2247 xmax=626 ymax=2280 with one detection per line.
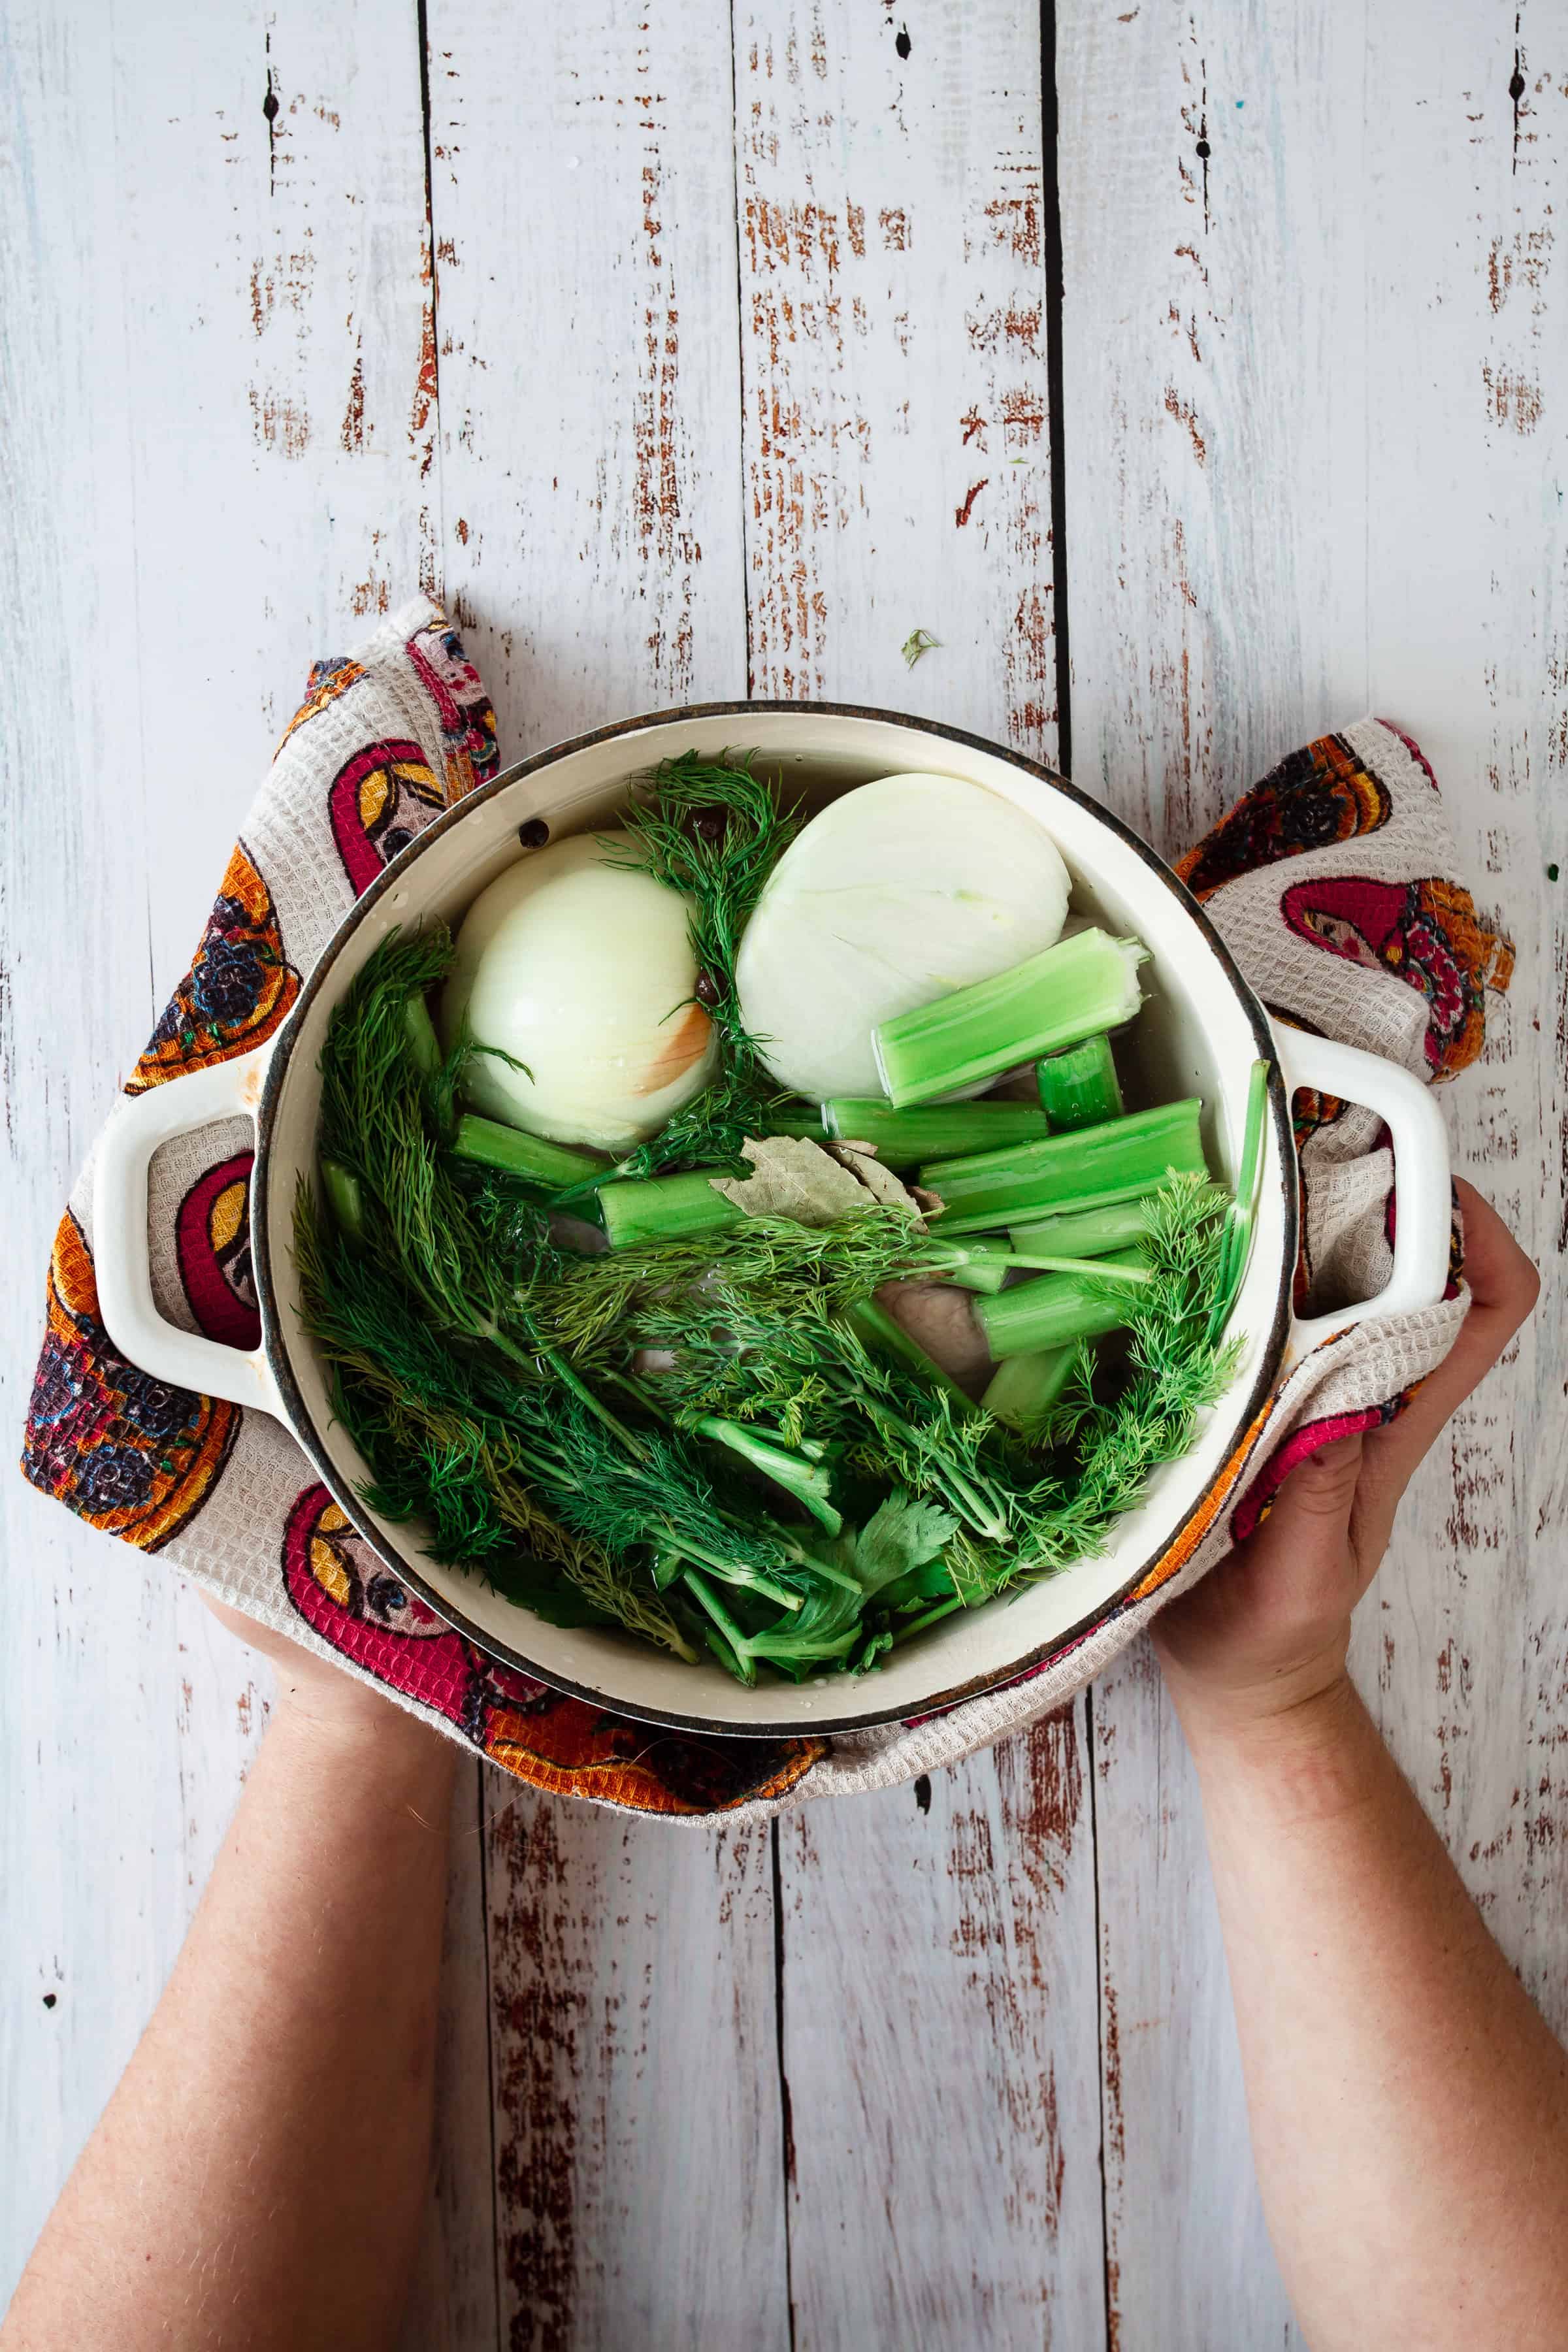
xmin=1059 ymin=0 xmax=1568 ymax=2341
xmin=732 ymin=11 xmax=1104 ymax=2340
xmin=0 ymin=0 xmax=445 ymax=2314
xmin=734 ymin=0 xmax=1061 ymax=759
xmin=425 ymin=0 xmax=747 ymax=757
xmin=424 ymin=10 xmax=792 ymax=2345
xmin=779 ymin=1710 xmax=1105 ymax=2351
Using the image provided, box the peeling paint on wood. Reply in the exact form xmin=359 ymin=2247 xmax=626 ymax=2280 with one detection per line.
xmin=777 ymin=1708 xmax=1104 ymax=2347
xmin=426 ymin=0 xmax=745 ymax=754
xmin=1062 ymin=1 xmax=1567 ymax=2343
xmin=735 ymin=0 xmax=1060 ymax=759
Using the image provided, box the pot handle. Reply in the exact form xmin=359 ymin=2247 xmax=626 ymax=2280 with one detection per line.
xmin=1269 ymin=1017 xmax=1452 ymax=1362
xmin=92 ymin=1041 xmax=288 ymax=1418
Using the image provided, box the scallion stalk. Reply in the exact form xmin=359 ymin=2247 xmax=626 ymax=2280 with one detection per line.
xmin=874 ymin=927 xmax=1149 ymax=1108
xmin=1036 ymin=1033 xmax=1124 ymax=1130
xmin=1008 ymin=1198 xmax=1156 ymax=1259
xmin=449 ymin=1113 xmax=603 ymax=1190
xmin=598 ymin=1170 xmax=745 ymax=1248
xmin=921 ymin=1099 xmax=1206 ymax=1235
xmin=974 ymin=1250 xmax=1145 ymax=1360
xmin=981 ymin=1345 xmax=1077 ymax=1435
xmin=820 ymin=1098 xmax=1053 ymax=1169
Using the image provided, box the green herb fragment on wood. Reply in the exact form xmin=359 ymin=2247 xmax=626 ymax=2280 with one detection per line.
xmin=900 ymin=627 xmax=941 ymax=668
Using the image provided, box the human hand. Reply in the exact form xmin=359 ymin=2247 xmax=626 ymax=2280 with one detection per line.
xmin=1152 ymin=1180 xmax=1539 ymax=1749
xmin=200 ymin=1592 xmax=444 ymax=1757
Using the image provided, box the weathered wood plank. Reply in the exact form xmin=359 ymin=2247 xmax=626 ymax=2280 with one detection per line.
xmin=484 ymin=1797 xmax=786 ymax=2352
xmin=780 ymin=1711 xmax=1105 ymax=2351
xmin=425 ymin=10 xmax=787 ymax=2344
xmin=1060 ymin=1 xmax=1568 ymax=2342
xmin=734 ymin=0 xmax=1061 ymax=759
xmin=736 ymin=7 xmax=1101 ymax=2334
xmin=1348 ymin=0 xmax=1568 ymax=2017
xmin=427 ymin=0 xmax=748 ymax=755
xmin=0 ymin=0 xmax=446 ymax=2314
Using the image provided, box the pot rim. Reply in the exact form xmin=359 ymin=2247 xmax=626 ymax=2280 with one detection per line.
xmin=252 ymin=698 xmax=1296 ymax=1740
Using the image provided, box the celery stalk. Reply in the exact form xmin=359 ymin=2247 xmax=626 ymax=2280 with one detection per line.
xmin=975 ymin=1249 xmax=1145 ymax=1360
xmin=1036 ymin=1033 xmax=1124 ymax=1131
xmin=320 ymin=1158 xmax=366 ymax=1246
xmin=921 ymin=1099 xmax=1206 ymax=1236
xmin=449 ymin=1113 xmax=602 ymax=1189
xmin=1008 ymin=1198 xmax=1156 ymax=1259
xmin=874 ymin=927 xmax=1148 ymax=1108
xmin=939 ymin=1239 xmax=1014 ymax=1295
xmin=598 ymin=1170 xmax=745 ymax=1247
xmin=981 ymin=1345 xmax=1077 ymax=1435
xmin=821 ymin=1098 xmax=1052 ymax=1169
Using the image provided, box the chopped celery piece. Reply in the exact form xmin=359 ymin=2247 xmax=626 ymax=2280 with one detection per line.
xmin=842 ymin=1296 xmax=974 ymax=1403
xmin=1036 ymin=1032 xmax=1124 ymax=1131
xmin=1009 ymin=1198 xmax=1156 ymax=1259
xmin=975 ymin=1249 xmax=1146 ymax=1360
xmin=320 ymin=1158 xmax=365 ymax=1246
xmin=449 ymin=1113 xmax=602 ymax=1190
xmin=981 ymin=1345 xmax=1077 ymax=1435
xmin=874 ymin=927 xmax=1148 ymax=1108
xmin=762 ymin=1105 xmax=832 ymax=1143
xmin=598 ymin=1170 xmax=745 ymax=1248
xmin=821 ymin=1097 xmax=1052 ymax=1169
xmin=921 ymin=1099 xmax=1206 ymax=1236
xmin=940 ymin=1239 xmax=1013 ymax=1295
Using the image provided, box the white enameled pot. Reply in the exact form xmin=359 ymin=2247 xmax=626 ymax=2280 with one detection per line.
xmin=92 ymin=705 xmax=1452 ymax=1736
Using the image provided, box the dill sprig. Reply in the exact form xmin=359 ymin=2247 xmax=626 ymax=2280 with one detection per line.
xmin=603 ymin=751 xmax=800 ymax=1176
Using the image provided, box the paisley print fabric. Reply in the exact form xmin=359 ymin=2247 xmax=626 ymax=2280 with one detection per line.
xmin=1175 ymin=730 xmax=1390 ymax=902
xmin=20 ymin=611 xmax=1512 ymax=1817
xmin=23 ymin=1212 xmax=237 ymax=1550
xmin=125 ymin=842 xmax=300 ymax=1094
xmin=282 ymin=1485 xmax=823 ymax=1814
xmin=1280 ymin=872 xmax=1512 ymax=1079
xmin=327 ymin=738 xmax=445 ymax=893
xmin=176 ymin=1152 xmax=261 ymax=1352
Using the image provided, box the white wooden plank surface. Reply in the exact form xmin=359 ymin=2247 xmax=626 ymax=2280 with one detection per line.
xmin=0 ymin=0 xmax=451 ymax=2319
xmin=734 ymin=0 xmax=1062 ymax=754
xmin=779 ymin=1712 xmax=1105 ymax=2351
xmin=1058 ymin=2 xmax=1568 ymax=2342
xmin=8 ymin=1 xmax=1568 ymax=2345
xmin=422 ymin=10 xmax=789 ymax=2347
xmin=427 ymin=0 xmax=749 ymax=751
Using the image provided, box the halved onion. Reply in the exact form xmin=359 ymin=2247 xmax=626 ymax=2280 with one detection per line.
xmin=735 ymin=773 xmax=1071 ymax=1100
xmin=442 ymin=832 xmax=717 ymax=1151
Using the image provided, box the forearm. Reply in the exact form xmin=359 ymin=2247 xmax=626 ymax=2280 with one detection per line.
xmin=4 ymin=1689 xmax=458 ymax=2352
xmin=1182 ymin=1676 xmax=1568 ymax=2352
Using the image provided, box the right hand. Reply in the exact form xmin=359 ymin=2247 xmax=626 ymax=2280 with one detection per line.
xmin=1152 ymin=1180 xmax=1540 ymax=1743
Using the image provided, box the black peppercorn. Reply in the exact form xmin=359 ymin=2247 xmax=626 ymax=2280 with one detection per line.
xmin=517 ymin=817 xmax=550 ymax=848
xmin=694 ymin=970 xmax=721 ymax=1007
xmin=690 ymin=808 xmax=728 ymax=844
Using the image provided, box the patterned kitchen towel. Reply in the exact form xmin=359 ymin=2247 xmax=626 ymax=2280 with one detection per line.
xmin=22 ymin=596 xmax=1514 ymax=1819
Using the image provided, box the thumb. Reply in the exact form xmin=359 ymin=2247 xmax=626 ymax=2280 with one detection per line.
xmin=1234 ymin=1430 xmax=1370 ymax=1616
